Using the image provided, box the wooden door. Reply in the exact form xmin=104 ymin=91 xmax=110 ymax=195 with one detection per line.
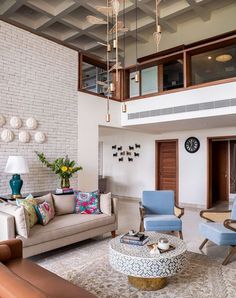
xmin=156 ymin=140 xmax=178 ymax=203
xmin=211 ymin=141 xmax=229 ymax=203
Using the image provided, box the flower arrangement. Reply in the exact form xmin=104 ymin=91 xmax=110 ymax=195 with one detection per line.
xmin=35 ymin=152 xmax=82 ymax=188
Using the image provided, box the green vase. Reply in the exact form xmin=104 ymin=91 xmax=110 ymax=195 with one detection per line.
xmin=61 ymin=177 xmax=70 ymax=189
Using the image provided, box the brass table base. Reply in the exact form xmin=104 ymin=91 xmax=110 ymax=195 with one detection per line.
xmin=128 ymin=276 xmax=167 ymax=291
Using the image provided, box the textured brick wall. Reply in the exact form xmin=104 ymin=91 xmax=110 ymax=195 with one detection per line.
xmin=0 ymin=21 xmax=78 ymax=195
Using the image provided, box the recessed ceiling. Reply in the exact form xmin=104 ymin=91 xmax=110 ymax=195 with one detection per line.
xmin=0 ymin=0 xmax=235 ymax=61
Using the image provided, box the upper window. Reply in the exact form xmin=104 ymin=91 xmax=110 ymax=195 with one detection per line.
xmin=141 ymin=66 xmax=158 ymax=95
xmin=191 ymin=44 xmax=236 ymax=85
xmin=163 ymin=60 xmax=183 ymax=91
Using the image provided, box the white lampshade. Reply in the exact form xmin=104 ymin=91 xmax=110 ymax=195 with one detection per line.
xmin=5 ymin=156 xmax=29 ymax=174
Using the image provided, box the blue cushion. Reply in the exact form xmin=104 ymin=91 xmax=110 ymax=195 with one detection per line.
xmin=142 ymin=191 xmax=174 ymax=215
xmin=144 ymin=215 xmax=182 ymax=231
xmin=199 ymin=222 xmax=236 ymax=246
xmin=231 ymin=198 xmax=236 ymax=220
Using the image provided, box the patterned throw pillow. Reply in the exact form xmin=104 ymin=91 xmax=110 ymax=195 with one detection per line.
xmin=16 ymin=195 xmax=38 ymax=228
xmin=34 ymin=201 xmax=54 ymax=226
xmin=74 ymin=191 xmax=100 ymax=214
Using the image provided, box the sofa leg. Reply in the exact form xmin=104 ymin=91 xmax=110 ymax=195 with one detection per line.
xmin=179 ymin=231 xmax=183 ymax=240
xmin=111 ymin=231 xmax=116 ymax=238
xmin=222 ymin=246 xmax=236 ymax=266
xmin=199 ymin=238 xmax=208 ymax=250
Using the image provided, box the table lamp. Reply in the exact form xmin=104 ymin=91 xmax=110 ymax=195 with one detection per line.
xmin=5 ymin=156 xmax=29 ymax=199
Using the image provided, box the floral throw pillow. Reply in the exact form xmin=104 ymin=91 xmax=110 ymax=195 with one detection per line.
xmin=75 ymin=191 xmax=100 ymax=214
xmin=34 ymin=201 xmax=54 ymax=226
xmin=16 ymin=195 xmax=38 ymax=228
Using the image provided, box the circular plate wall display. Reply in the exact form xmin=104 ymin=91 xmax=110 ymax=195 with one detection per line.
xmin=26 ymin=117 xmax=37 ymax=130
xmin=19 ymin=131 xmax=30 ymax=143
xmin=1 ymin=129 xmax=14 ymax=143
xmin=10 ymin=116 xmax=22 ymax=129
xmin=185 ymin=137 xmax=200 ymax=153
xmin=0 ymin=115 xmax=6 ymax=127
xmin=35 ymin=131 xmax=46 ymax=143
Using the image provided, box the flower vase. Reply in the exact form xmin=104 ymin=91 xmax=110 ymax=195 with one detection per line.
xmin=61 ymin=177 xmax=70 ymax=189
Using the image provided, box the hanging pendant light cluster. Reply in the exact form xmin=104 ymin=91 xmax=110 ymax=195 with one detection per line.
xmin=135 ymin=0 xmax=139 ymax=83
xmin=153 ymin=0 xmax=162 ymax=52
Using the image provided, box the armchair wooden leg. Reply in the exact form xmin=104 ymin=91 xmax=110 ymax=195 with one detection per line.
xmin=111 ymin=231 xmax=116 ymax=238
xmin=179 ymin=231 xmax=183 ymax=240
xmin=199 ymin=238 xmax=208 ymax=250
xmin=222 ymin=246 xmax=236 ymax=266
xmin=139 ymin=221 xmax=144 ymax=233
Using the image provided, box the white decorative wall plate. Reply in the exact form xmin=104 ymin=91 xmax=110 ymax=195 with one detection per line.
xmin=1 ymin=129 xmax=14 ymax=143
xmin=10 ymin=116 xmax=22 ymax=129
xmin=0 ymin=115 xmax=6 ymax=127
xmin=35 ymin=131 xmax=46 ymax=143
xmin=26 ymin=117 xmax=37 ymax=130
xmin=19 ymin=131 xmax=30 ymax=143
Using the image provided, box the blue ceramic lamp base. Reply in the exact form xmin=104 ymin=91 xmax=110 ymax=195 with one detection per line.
xmin=10 ymin=174 xmax=23 ymax=199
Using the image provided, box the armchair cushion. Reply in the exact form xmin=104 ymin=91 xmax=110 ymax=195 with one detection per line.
xmin=144 ymin=215 xmax=182 ymax=231
xmin=231 ymin=198 xmax=236 ymax=220
xmin=142 ymin=191 xmax=175 ymax=215
xmin=199 ymin=222 xmax=236 ymax=246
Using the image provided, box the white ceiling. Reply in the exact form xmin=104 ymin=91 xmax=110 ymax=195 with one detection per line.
xmin=1 ymin=0 xmax=235 ymax=62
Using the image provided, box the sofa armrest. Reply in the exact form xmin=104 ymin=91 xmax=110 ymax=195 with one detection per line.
xmin=174 ymin=205 xmax=184 ymax=219
xmin=0 ymin=239 xmax=23 ymax=260
xmin=200 ymin=210 xmax=231 ymax=222
xmin=224 ymin=219 xmax=236 ymax=232
xmin=0 ymin=211 xmax=15 ymax=240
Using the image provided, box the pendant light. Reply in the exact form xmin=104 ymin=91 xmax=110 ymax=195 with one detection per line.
xmin=121 ymin=0 xmax=127 ymax=113
xmin=135 ymin=0 xmax=139 ymax=83
xmin=106 ymin=0 xmax=111 ymax=122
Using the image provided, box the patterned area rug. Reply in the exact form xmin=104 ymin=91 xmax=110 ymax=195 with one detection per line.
xmin=34 ymin=237 xmax=236 ymax=298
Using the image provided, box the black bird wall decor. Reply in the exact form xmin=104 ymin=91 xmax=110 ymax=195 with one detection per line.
xmin=112 ymin=145 xmax=117 ymax=150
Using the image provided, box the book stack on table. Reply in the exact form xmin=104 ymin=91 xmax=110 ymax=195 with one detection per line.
xmin=120 ymin=232 xmax=149 ymax=246
xmin=55 ymin=188 xmax=74 ymax=195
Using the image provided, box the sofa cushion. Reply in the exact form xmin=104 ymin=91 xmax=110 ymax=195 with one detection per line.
xmin=18 ymin=213 xmax=115 ymax=247
xmin=5 ymin=259 xmax=95 ymax=298
xmin=0 ymin=262 xmax=47 ymax=298
xmin=144 ymin=214 xmax=182 ymax=231
xmin=35 ymin=201 xmax=54 ymax=226
xmin=16 ymin=196 xmax=38 ymax=228
xmin=52 ymin=194 xmax=76 ymax=215
xmin=0 ymin=203 xmax=30 ymax=238
xmin=35 ymin=193 xmax=55 ymax=217
xmin=100 ymin=192 xmax=112 ymax=216
xmin=75 ymin=191 xmax=100 ymax=214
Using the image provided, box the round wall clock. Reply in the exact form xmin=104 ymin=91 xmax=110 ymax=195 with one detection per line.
xmin=185 ymin=137 xmax=200 ymax=153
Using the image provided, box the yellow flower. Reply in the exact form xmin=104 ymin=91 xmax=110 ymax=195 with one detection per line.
xmin=68 ymin=167 xmax=73 ymax=172
xmin=61 ymin=166 xmax=68 ymax=172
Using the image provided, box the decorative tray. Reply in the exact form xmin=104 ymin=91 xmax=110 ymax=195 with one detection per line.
xmin=147 ymin=243 xmax=175 ymax=254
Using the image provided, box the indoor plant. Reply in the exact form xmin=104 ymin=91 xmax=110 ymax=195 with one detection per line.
xmin=36 ymin=152 xmax=82 ymax=188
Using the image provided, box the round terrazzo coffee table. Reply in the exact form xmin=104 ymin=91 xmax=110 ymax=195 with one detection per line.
xmin=109 ymin=232 xmax=187 ymax=291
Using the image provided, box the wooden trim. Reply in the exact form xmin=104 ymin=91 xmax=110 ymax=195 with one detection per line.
xmin=200 ymin=209 xmax=231 ymax=221
xmin=78 ymin=89 xmax=121 ymax=102
xmin=183 ymin=52 xmax=191 ymax=88
xmin=207 ymin=136 xmax=235 ymax=208
xmin=155 ymin=139 xmax=179 ymax=205
xmin=224 ymin=219 xmax=236 ymax=232
xmin=124 ymin=77 xmax=236 ymax=102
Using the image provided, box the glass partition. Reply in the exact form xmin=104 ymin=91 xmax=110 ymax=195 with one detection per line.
xmin=82 ymin=62 xmax=110 ymax=95
xmin=163 ymin=60 xmax=183 ymax=91
xmin=191 ymin=44 xmax=236 ymax=85
xmin=141 ymin=66 xmax=158 ymax=95
xmin=129 ymin=71 xmax=140 ymax=98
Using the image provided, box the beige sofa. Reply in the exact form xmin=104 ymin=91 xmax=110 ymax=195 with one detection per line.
xmin=0 ymin=196 xmax=118 ymax=258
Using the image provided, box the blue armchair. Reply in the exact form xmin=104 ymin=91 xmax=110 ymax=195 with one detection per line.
xmin=139 ymin=191 xmax=184 ymax=239
xmin=199 ymin=198 xmax=236 ymax=265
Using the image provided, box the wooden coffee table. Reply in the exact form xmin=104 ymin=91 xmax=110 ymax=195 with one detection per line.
xmin=109 ymin=232 xmax=187 ymax=291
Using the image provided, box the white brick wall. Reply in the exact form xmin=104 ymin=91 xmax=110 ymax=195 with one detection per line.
xmin=0 ymin=21 xmax=78 ymax=195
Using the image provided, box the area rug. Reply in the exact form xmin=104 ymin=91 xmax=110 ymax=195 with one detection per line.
xmin=35 ymin=237 xmax=236 ymax=298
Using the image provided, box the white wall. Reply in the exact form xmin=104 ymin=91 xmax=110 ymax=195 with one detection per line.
xmin=101 ymin=126 xmax=236 ymax=208
xmin=78 ymin=92 xmax=121 ymax=191
xmin=0 ymin=21 xmax=79 ymax=195
xmin=101 ymin=129 xmax=155 ymax=198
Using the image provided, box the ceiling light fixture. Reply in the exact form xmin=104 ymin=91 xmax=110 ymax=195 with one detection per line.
xmin=207 ymin=56 xmax=212 ymax=60
xmin=135 ymin=0 xmax=139 ymax=83
xmin=106 ymin=0 xmax=111 ymax=122
xmin=122 ymin=0 xmax=127 ymax=113
xmin=215 ymin=54 xmax=232 ymax=63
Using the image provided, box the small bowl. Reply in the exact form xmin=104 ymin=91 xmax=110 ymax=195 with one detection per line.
xmin=157 ymin=238 xmax=170 ymax=250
